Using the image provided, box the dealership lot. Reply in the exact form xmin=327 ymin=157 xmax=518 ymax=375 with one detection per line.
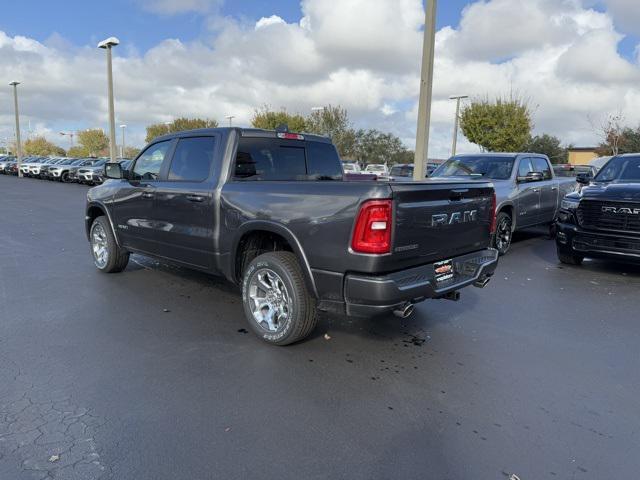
xmin=1 ymin=174 xmax=639 ymax=480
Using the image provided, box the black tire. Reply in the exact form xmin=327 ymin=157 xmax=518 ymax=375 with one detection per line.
xmin=60 ymin=172 xmax=69 ymax=183
xmin=548 ymin=221 xmax=557 ymax=239
xmin=241 ymin=251 xmax=317 ymax=346
xmin=557 ymin=246 xmax=584 ymax=266
xmin=493 ymin=211 xmax=513 ymax=256
xmin=89 ymin=216 xmax=129 ymax=273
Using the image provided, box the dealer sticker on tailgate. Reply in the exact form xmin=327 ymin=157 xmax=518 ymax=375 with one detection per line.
xmin=434 ymin=259 xmax=454 ymax=283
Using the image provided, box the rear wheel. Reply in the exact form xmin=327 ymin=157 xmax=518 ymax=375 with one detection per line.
xmin=61 ymin=172 xmax=70 ymax=183
xmin=90 ymin=216 xmax=129 ymax=273
xmin=493 ymin=212 xmax=513 ymax=256
xmin=242 ymin=251 xmax=317 ymax=346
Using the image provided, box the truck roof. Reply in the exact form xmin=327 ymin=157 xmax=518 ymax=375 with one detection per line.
xmin=152 ymin=127 xmax=332 ymax=144
xmin=453 ymin=152 xmax=549 ymax=159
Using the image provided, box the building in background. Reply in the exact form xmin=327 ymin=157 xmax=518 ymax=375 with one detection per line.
xmin=567 ymin=147 xmax=598 ymax=165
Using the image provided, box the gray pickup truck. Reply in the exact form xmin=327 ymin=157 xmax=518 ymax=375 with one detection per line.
xmin=85 ymin=127 xmax=499 ymax=345
xmin=431 ymin=153 xmax=576 ymax=255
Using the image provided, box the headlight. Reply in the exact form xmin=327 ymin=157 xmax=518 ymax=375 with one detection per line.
xmin=561 ymin=199 xmax=579 ymax=210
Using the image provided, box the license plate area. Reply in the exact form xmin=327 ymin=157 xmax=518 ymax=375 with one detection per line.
xmin=434 ymin=259 xmax=454 ymax=283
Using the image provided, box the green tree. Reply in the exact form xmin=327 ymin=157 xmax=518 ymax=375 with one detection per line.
xmin=67 ymin=146 xmax=88 ymax=158
xmin=123 ymin=146 xmax=141 ymax=159
xmin=23 ymin=136 xmax=66 ymax=156
xmin=305 ymin=105 xmax=356 ymax=158
xmin=145 ymin=117 xmax=219 ymax=143
xmin=525 ymin=134 xmax=567 ymax=164
xmin=251 ymin=106 xmax=307 ymax=133
xmin=76 ymin=129 xmax=109 ymax=157
xmin=460 ymin=95 xmax=533 ymax=152
xmin=352 ymin=129 xmax=408 ymax=165
xmin=596 ymin=125 xmax=640 ymax=156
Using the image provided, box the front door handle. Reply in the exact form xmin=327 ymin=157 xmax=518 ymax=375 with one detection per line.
xmin=186 ymin=194 xmax=205 ymax=203
xmin=142 ymin=192 xmax=154 ymax=199
xmin=532 ymin=188 xmax=540 ymax=193
xmin=551 ymin=186 xmax=558 ymax=191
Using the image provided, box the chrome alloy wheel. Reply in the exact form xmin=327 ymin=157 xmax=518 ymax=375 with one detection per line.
xmin=248 ymin=269 xmax=292 ymax=333
xmin=495 ymin=216 xmax=512 ymax=253
xmin=91 ymin=222 xmax=109 ymax=269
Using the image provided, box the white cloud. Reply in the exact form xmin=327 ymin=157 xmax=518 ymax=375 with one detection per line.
xmin=0 ymin=0 xmax=639 ymax=157
xmin=603 ymin=0 xmax=640 ymax=35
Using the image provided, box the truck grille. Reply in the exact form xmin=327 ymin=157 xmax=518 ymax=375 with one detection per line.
xmin=577 ymin=200 xmax=640 ymax=233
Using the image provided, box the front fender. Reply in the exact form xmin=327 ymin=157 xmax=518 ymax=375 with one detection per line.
xmin=85 ymin=201 xmax=120 ymax=246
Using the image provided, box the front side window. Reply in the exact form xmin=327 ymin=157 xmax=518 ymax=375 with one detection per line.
xmin=132 ymin=141 xmax=171 ymax=181
xmin=518 ymin=159 xmax=534 ymax=177
xmin=531 ymin=157 xmax=552 ymax=180
xmin=234 ymin=138 xmax=306 ymax=181
xmin=168 ymin=137 xmax=216 ymax=182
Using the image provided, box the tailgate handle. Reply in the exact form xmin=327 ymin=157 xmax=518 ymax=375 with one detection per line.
xmin=449 ymin=189 xmax=468 ymax=201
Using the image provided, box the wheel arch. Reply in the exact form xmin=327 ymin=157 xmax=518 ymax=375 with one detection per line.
xmin=85 ymin=202 xmax=120 ymax=246
xmin=497 ymin=202 xmax=516 ymax=231
xmin=230 ymin=221 xmax=318 ymax=298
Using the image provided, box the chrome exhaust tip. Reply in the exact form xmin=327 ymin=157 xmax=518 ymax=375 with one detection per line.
xmin=473 ymin=276 xmax=491 ymax=288
xmin=393 ymin=303 xmax=415 ymax=318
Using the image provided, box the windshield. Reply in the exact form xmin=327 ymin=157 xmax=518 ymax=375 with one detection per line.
xmin=594 ymin=156 xmax=640 ymax=182
xmin=366 ymin=165 xmax=385 ymax=172
xmin=432 ymin=155 xmax=515 ymax=180
xmin=390 ymin=165 xmax=413 ymax=177
xmin=343 ymin=164 xmax=356 ymax=172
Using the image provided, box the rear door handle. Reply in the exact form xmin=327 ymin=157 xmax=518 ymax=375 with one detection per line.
xmin=551 ymin=186 xmax=558 ymax=191
xmin=532 ymin=188 xmax=540 ymax=193
xmin=142 ymin=192 xmax=154 ymax=198
xmin=186 ymin=194 xmax=205 ymax=203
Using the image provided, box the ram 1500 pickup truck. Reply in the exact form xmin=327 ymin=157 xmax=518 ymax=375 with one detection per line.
xmin=556 ymin=154 xmax=640 ymax=265
xmin=85 ymin=127 xmax=499 ymax=345
xmin=431 ymin=153 xmax=576 ymax=255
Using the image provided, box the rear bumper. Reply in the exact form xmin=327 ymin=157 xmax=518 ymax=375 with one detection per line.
xmin=341 ymin=248 xmax=499 ymax=317
xmin=557 ymin=222 xmax=640 ymax=261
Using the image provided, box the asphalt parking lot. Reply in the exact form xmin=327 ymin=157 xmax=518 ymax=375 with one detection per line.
xmin=1 ymin=174 xmax=639 ymax=480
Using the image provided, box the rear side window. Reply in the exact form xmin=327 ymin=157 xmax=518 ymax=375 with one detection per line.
xmin=168 ymin=137 xmax=216 ymax=181
xmin=234 ymin=138 xmax=306 ymax=180
xmin=532 ymin=157 xmax=552 ymax=180
xmin=306 ymin=142 xmax=342 ymax=180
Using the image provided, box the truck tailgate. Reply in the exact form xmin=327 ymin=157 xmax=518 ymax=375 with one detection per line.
xmin=390 ymin=181 xmax=494 ymax=266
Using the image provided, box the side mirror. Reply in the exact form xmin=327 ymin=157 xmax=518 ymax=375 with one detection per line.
xmin=105 ymin=162 xmax=123 ymax=179
xmin=576 ymin=172 xmax=592 ymax=185
xmin=517 ymin=172 xmax=543 ymax=183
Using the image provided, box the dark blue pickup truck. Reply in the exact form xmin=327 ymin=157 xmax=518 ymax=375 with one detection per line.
xmin=85 ymin=127 xmax=499 ymax=345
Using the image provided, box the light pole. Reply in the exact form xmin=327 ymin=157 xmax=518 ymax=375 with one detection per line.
xmin=413 ymin=0 xmax=437 ymax=180
xmin=98 ymin=37 xmax=120 ymax=163
xmin=60 ymin=131 xmax=75 ymax=149
xmin=120 ymin=124 xmax=126 ymax=158
xmin=9 ymin=81 xmax=23 ymax=178
xmin=225 ymin=115 xmax=235 ymax=127
xmin=449 ymin=95 xmax=468 ymax=156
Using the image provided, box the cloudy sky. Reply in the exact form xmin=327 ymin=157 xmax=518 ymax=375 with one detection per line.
xmin=1 ymin=0 xmax=639 ymax=157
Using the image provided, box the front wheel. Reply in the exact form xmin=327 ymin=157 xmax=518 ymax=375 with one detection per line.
xmin=493 ymin=212 xmax=513 ymax=256
xmin=242 ymin=251 xmax=317 ymax=346
xmin=557 ymin=246 xmax=583 ymax=265
xmin=90 ymin=216 xmax=129 ymax=273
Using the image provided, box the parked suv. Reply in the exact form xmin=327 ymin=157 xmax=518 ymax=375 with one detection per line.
xmin=85 ymin=127 xmax=499 ymax=345
xmin=556 ymin=154 xmax=640 ymax=264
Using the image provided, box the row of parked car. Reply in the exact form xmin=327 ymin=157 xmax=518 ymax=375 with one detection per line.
xmin=0 ymin=155 xmax=132 ymax=185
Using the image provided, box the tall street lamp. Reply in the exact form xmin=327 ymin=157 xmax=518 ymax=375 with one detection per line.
xmin=120 ymin=124 xmax=126 ymax=158
xmin=449 ymin=95 xmax=468 ymax=156
xmin=225 ymin=115 xmax=235 ymax=127
xmin=9 ymin=81 xmax=23 ymax=178
xmin=414 ymin=0 xmax=437 ymax=180
xmin=98 ymin=37 xmax=119 ymax=163
xmin=60 ymin=131 xmax=75 ymax=149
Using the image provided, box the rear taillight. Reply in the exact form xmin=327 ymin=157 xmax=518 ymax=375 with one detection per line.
xmin=351 ymin=199 xmax=392 ymax=254
xmin=489 ymin=192 xmax=497 ymax=234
